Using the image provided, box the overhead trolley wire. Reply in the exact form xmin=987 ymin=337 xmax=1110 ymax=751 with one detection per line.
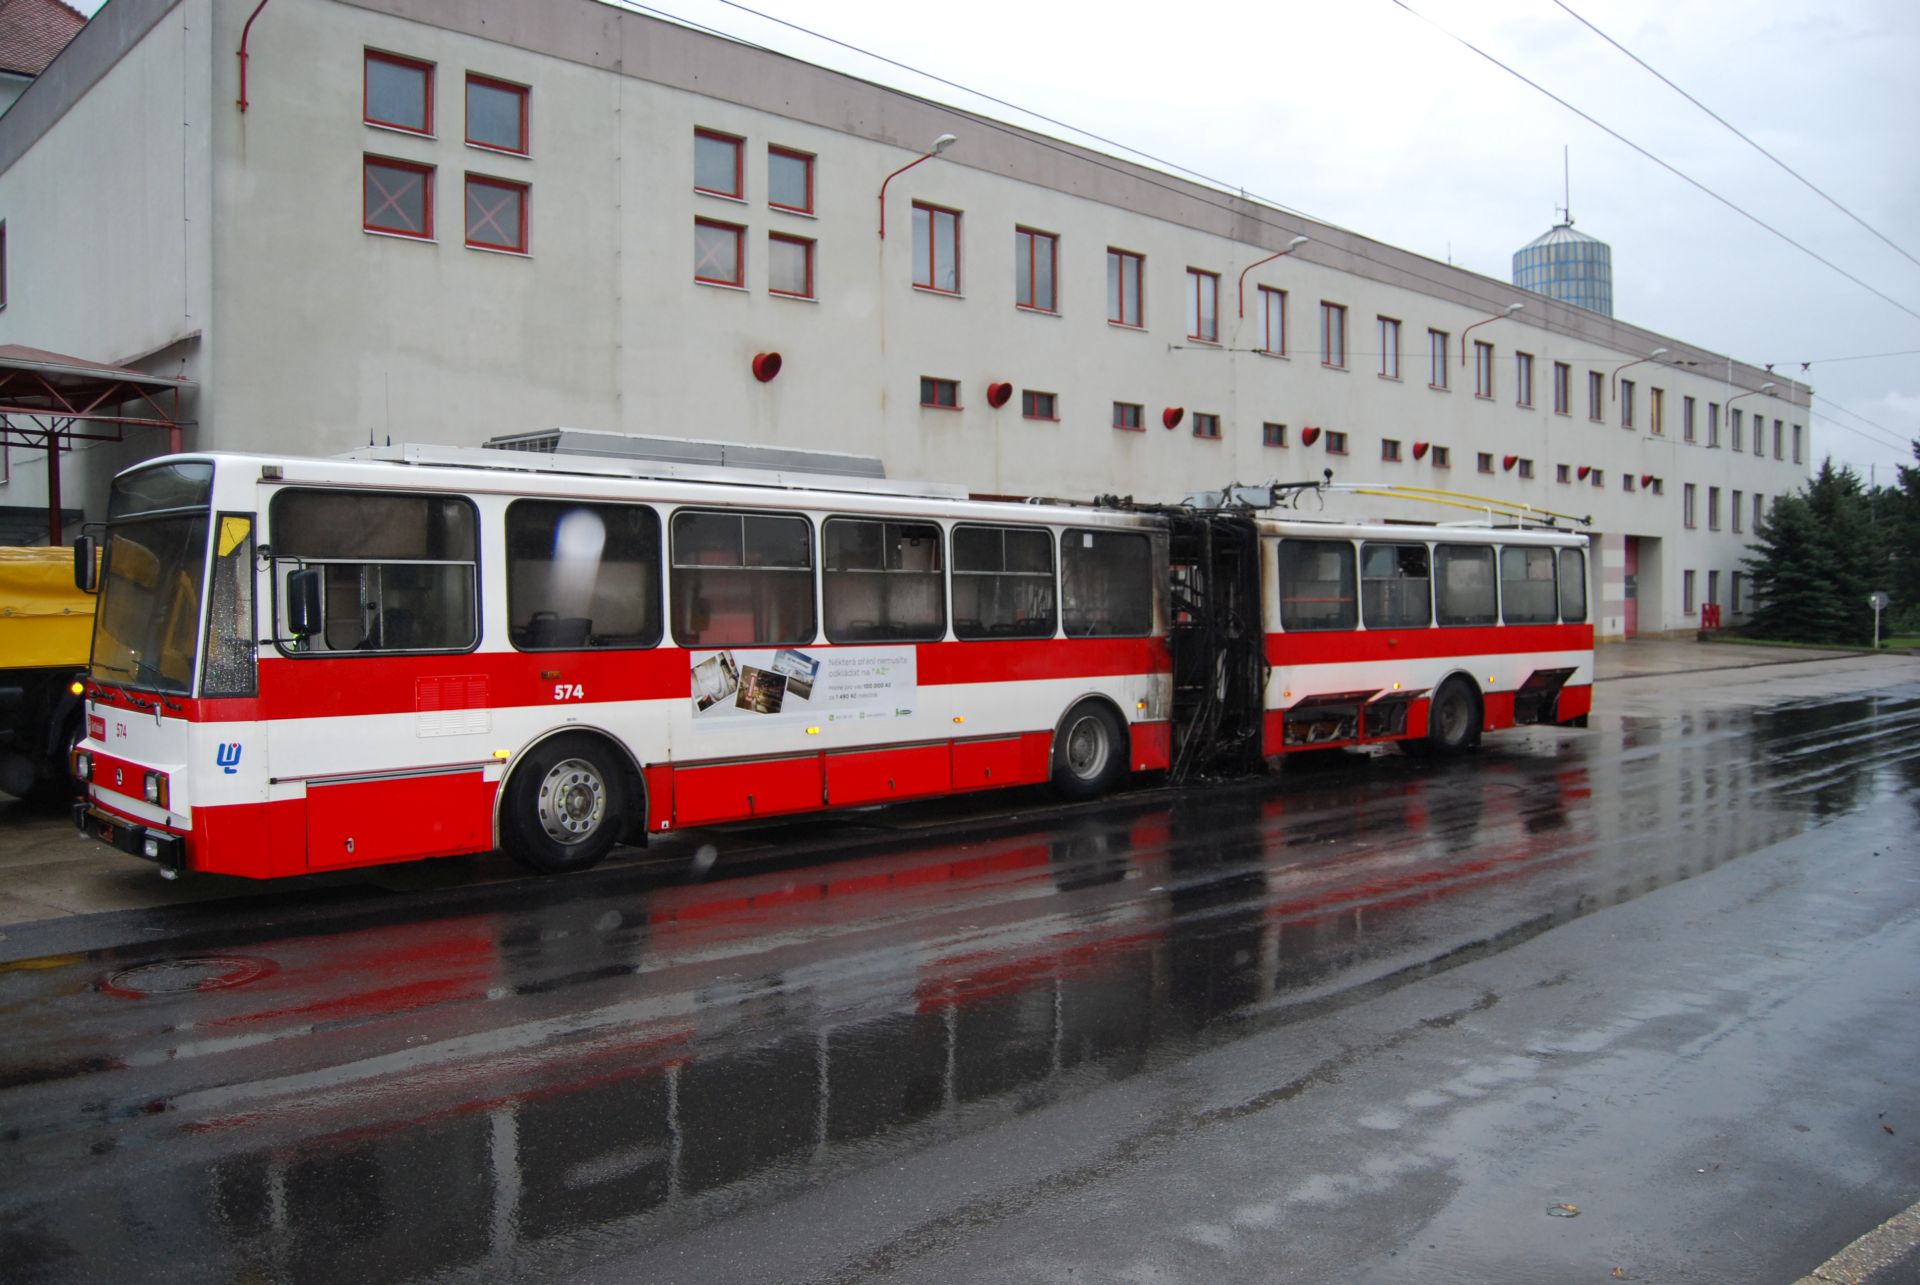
xmin=1550 ymin=0 xmax=1920 ymax=277
xmin=1386 ymin=0 xmax=1920 ymax=328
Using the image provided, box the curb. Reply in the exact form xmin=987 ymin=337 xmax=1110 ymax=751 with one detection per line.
xmin=1795 ymin=1201 xmax=1920 ymax=1285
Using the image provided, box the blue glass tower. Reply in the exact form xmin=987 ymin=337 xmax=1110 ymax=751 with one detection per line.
xmin=1512 ymin=222 xmax=1613 ymax=317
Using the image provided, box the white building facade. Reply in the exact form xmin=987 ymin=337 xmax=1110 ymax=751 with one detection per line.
xmin=0 ymin=0 xmax=1812 ymax=639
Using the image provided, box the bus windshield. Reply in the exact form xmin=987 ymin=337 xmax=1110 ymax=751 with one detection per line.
xmin=90 ymin=463 xmax=214 ymax=695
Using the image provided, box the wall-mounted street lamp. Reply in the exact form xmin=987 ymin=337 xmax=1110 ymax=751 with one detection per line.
xmin=1724 ymin=381 xmax=1777 ymax=422
xmin=1236 ymin=235 xmax=1309 ymax=317
xmin=878 ymin=133 xmax=958 ymax=239
xmin=1610 ymin=347 xmax=1670 ymax=400
xmin=1460 ymin=303 xmax=1524 ymax=365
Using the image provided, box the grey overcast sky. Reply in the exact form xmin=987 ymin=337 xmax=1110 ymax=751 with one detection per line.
xmin=72 ymin=0 xmax=1920 ymax=481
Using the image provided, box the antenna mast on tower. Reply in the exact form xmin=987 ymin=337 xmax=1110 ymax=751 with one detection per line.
xmin=1560 ymin=145 xmax=1572 ymax=226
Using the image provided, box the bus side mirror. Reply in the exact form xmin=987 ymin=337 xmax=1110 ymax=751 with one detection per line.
xmin=74 ymin=536 xmax=99 ymax=593
xmin=287 ymin=568 xmax=324 ymax=639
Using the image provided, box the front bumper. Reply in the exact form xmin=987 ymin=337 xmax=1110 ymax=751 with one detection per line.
xmin=74 ymin=801 xmax=186 ymax=877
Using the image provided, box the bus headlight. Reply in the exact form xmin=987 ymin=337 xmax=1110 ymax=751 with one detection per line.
xmin=143 ymin=770 xmax=170 ymax=808
xmin=73 ymin=751 xmax=92 ymax=781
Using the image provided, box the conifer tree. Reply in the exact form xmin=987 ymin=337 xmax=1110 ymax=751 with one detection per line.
xmin=1742 ymin=459 xmax=1881 ymax=645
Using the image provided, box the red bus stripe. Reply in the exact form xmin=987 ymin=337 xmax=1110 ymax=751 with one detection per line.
xmin=1267 ymin=623 xmax=1592 ymax=666
xmin=90 ymin=637 xmax=1172 ymax=723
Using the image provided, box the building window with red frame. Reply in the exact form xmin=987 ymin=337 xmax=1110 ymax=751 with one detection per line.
xmin=1553 ymin=361 xmax=1571 ymax=414
xmin=768 ymin=146 xmax=814 ymax=213
xmin=1262 ymin=422 xmax=1287 ymax=447
xmin=466 ymin=74 xmax=528 ymax=154
xmin=921 ymin=377 xmax=960 ymax=409
xmin=1325 ymin=430 xmax=1348 ymax=455
xmin=768 ymin=233 xmax=814 ymax=298
xmin=1516 ymin=352 xmax=1534 ymax=407
xmin=694 ymin=129 xmax=744 ymax=198
xmin=1186 ymin=269 xmax=1219 ymax=343
xmin=1192 ymin=412 xmax=1221 ymax=439
xmin=1381 ymin=438 xmax=1402 ymax=462
xmin=365 ymin=51 xmax=433 ymax=135
xmin=1113 ymin=401 xmax=1144 ymax=431
xmin=694 ymin=218 xmax=745 ymax=286
xmin=1320 ymin=302 xmax=1347 ymax=368
xmin=1378 ymin=317 xmax=1401 ymax=379
xmin=1015 ymin=227 xmax=1058 ymax=313
xmin=364 ymin=156 xmax=434 ymax=239
xmin=465 ymin=174 xmax=527 ymax=252
xmin=1108 ymin=249 xmax=1143 ymax=327
xmin=1473 ymin=341 xmax=1494 ymax=399
xmin=912 ymin=203 xmax=961 ymax=293
xmin=1022 ymin=390 xmax=1058 ymax=421
xmin=1259 ymin=287 xmax=1287 ymax=355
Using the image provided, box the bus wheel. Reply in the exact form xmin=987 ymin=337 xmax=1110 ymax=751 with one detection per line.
xmin=1052 ymin=701 xmax=1126 ymax=800
xmin=503 ymin=735 xmax=625 ymax=874
xmin=1425 ymin=678 xmax=1482 ymax=756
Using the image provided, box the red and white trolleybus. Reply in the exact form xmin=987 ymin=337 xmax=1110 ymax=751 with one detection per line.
xmin=70 ymin=434 xmax=1593 ymax=880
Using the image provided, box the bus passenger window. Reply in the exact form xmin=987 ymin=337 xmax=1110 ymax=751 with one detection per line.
xmin=1277 ymin=539 xmax=1356 ymax=631
xmin=1360 ymin=542 xmax=1431 ymax=629
xmin=1061 ymin=528 xmax=1152 ymax=637
xmin=1500 ymin=546 xmax=1559 ymax=624
xmin=670 ymin=509 xmax=815 ymax=647
xmin=953 ymin=525 xmax=1056 ymax=639
xmin=268 ymin=490 xmax=479 ymax=654
xmin=1559 ymin=547 xmax=1588 ymax=623
xmin=507 ymin=500 xmax=663 ymax=649
xmin=1434 ymin=545 xmax=1497 ymax=627
xmin=823 ymin=517 xmax=945 ymax=643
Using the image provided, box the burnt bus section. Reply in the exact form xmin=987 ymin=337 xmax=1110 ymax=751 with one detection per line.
xmin=1160 ymin=510 xmax=1267 ymax=783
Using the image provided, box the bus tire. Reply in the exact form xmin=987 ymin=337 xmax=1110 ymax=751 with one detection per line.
xmin=502 ymin=734 xmax=627 ymax=874
xmin=1425 ymin=677 xmax=1482 ymax=756
xmin=1052 ymin=700 xmax=1126 ymax=800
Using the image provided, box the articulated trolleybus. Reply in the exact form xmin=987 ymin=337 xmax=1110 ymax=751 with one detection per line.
xmin=71 ymin=433 xmax=1593 ymax=880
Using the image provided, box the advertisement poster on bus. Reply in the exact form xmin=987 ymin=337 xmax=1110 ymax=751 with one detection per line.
xmin=689 ymin=646 xmax=916 ymax=726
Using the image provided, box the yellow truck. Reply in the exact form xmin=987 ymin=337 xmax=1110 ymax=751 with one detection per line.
xmin=0 ymin=547 xmax=93 ymax=800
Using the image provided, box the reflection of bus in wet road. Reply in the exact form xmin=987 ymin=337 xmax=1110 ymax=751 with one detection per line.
xmin=15 ymin=724 xmax=1849 ymax=1282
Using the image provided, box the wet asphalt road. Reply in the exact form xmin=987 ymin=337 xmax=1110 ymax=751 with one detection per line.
xmin=1 ymin=654 xmax=1917 ymax=1283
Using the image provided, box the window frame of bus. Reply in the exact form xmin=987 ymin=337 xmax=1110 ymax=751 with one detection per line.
xmin=1060 ymin=527 xmax=1154 ymax=637
xmin=1360 ymin=541 xmax=1431 ymax=629
xmin=951 ymin=523 xmax=1057 ymax=640
xmin=267 ymin=489 xmax=481 ymax=656
xmin=669 ymin=507 xmax=816 ymax=648
xmin=1558 ymin=546 xmax=1588 ymax=622
xmin=506 ymin=498 xmax=664 ymax=651
xmin=1499 ymin=545 xmax=1559 ymax=625
xmin=90 ymin=461 xmax=217 ymax=695
xmin=821 ymin=515 xmax=946 ymax=644
xmin=1433 ymin=543 xmax=1498 ymax=627
xmin=201 ymin=512 xmax=259 ymax=696
xmin=1276 ymin=538 xmax=1357 ymax=632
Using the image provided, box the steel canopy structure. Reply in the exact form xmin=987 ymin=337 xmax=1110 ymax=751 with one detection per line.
xmin=0 ymin=345 xmax=194 ymax=544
